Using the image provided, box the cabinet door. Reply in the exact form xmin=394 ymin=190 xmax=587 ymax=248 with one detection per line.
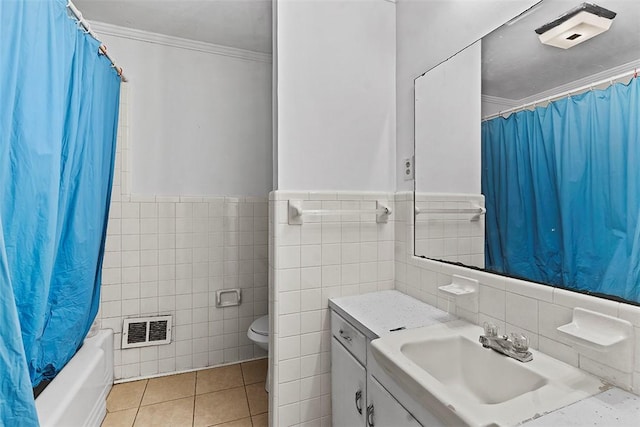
xmin=332 ymin=337 xmax=366 ymax=427
xmin=366 ymin=375 xmax=421 ymax=427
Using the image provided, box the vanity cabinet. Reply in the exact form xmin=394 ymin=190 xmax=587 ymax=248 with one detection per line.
xmin=331 ymin=310 xmax=420 ymax=426
xmin=330 ymin=290 xmax=639 ymax=427
xmin=331 ymin=336 xmax=366 ymax=426
xmin=329 ymin=290 xmax=456 ymax=426
xmin=366 ymin=375 xmax=421 ymax=427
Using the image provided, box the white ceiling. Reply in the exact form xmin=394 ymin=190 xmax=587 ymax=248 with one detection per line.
xmin=482 ymin=0 xmax=640 ymax=100
xmin=74 ymin=0 xmax=273 ymax=53
xmin=75 ymin=1 xmax=639 ymax=100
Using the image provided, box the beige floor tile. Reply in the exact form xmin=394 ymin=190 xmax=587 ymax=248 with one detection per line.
xmin=245 ymin=383 xmax=268 ymax=416
xmin=240 ymin=359 xmax=267 ymax=385
xmin=196 ymin=364 xmax=244 ymax=395
xmin=133 ymin=396 xmax=194 ymax=427
xmin=193 ymin=386 xmax=249 ymax=427
xmin=101 ymin=408 xmax=138 ymax=427
xmin=211 ymin=418 xmax=252 ymax=427
xmin=141 ymin=372 xmax=196 ymax=406
xmin=107 ymin=380 xmax=148 ymax=412
xmin=251 ymin=413 xmax=268 ymax=427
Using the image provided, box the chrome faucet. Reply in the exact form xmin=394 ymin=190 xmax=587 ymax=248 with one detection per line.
xmin=479 ymin=323 xmax=533 ymax=363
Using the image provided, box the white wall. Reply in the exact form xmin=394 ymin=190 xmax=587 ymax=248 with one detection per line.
xmin=395 ymin=0 xmax=541 ymax=191
xmin=99 ymin=87 xmax=269 ymax=380
xmin=272 ymin=0 xmax=280 ymax=190
xmin=414 ymin=41 xmax=481 ymax=193
xmin=95 ymin=24 xmax=273 ymax=197
xmin=92 ymin=24 xmax=273 ymax=380
xmin=276 ymin=0 xmax=396 ymax=192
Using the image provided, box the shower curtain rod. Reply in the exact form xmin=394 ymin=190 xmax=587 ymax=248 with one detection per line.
xmin=482 ymin=68 xmax=638 ymax=121
xmin=66 ymin=1 xmax=127 ymax=82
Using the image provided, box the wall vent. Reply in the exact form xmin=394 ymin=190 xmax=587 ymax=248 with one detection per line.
xmin=122 ymin=316 xmax=172 ymax=349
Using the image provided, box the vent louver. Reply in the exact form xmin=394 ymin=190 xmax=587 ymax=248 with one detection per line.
xmin=127 ymin=322 xmax=147 ymax=344
xmin=122 ymin=316 xmax=172 ymax=349
xmin=149 ymin=320 xmax=168 ymax=342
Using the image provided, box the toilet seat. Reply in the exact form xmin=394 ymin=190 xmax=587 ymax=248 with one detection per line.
xmin=247 ymin=315 xmax=269 ymax=349
xmin=250 ymin=315 xmax=269 ymax=336
xmin=246 ymin=315 xmax=270 ymax=393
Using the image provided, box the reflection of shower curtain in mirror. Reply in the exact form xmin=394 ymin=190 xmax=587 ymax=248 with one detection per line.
xmin=482 ymin=77 xmax=640 ymax=303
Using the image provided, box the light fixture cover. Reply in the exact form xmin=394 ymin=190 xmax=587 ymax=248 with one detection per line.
xmin=535 ymin=3 xmax=616 ymax=49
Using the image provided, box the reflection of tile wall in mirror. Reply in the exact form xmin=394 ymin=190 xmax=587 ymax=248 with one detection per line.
xmin=414 ymin=193 xmax=485 ymax=268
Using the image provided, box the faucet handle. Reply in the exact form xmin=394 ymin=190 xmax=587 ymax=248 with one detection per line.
xmin=511 ymin=333 xmax=529 ymax=352
xmin=483 ymin=322 xmax=498 ymax=337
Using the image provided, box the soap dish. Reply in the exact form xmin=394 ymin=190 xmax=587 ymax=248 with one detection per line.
xmin=438 ymin=283 xmax=475 ymax=296
xmin=557 ymin=307 xmax=632 ymax=350
xmin=438 ymin=275 xmax=478 ymax=296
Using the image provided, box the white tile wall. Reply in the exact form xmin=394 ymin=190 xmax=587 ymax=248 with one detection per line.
xmin=269 ymin=191 xmax=395 ymax=427
xmin=97 ymin=84 xmax=268 ymax=380
xmin=395 ymin=191 xmax=640 ymax=395
xmin=414 ymin=193 xmax=485 ymax=268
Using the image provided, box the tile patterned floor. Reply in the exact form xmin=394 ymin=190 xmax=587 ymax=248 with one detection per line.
xmin=102 ymin=359 xmax=268 ymax=427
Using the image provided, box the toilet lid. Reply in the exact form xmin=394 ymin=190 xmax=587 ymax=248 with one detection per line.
xmin=250 ymin=316 xmax=269 ymax=336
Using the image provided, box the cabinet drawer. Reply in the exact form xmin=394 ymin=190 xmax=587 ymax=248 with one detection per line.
xmin=331 ymin=311 xmax=367 ymax=364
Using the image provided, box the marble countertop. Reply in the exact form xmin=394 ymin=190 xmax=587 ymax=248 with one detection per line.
xmin=524 ymin=388 xmax=640 ymax=426
xmin=328 ymin=290 xmax=454 ymax=339
xmin=329 ymin=290 xmax=640 ymax=426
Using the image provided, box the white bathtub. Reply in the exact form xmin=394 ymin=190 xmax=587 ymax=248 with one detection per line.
xmin=36 ymin=329 xmax=114 ymax=427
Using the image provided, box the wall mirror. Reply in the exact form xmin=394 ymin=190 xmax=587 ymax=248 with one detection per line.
xmin=414 ymin=0 xmax=640 ymax=304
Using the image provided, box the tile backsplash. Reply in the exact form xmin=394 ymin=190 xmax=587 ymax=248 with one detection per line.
xmin=395 ymin=191 xmax=640 ymax=395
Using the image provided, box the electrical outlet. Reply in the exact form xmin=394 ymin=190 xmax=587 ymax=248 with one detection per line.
xmin=403 ymin=156 xmax=414 ymax=181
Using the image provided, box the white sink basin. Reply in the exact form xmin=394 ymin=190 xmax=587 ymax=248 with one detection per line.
xmin=371 ymin=320 xmax=605 ymax=426
xmin=402 ymin=336 xmax=547 ymax=405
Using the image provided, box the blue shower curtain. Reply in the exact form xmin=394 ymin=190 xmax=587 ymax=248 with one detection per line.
xmin=0 ymin=0 xmax=120 ymax=424
xmin=482 ymin=77 xmax=640 ymax=303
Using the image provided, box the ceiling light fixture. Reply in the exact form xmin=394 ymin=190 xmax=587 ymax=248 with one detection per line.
xmin=535 ymin=2 xmax=616 ymax=49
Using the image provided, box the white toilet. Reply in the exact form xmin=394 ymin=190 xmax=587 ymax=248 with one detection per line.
xmin=247 ymin=315 xmax=269 ymax=350
xmin=247 ymin=315 xmax=270 ymax=392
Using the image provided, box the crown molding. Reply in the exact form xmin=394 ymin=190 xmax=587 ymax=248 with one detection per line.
xmin=515 ymin=57 xmax=640 ymax=105
xmin=481 ymin=94 xmax=520 ymax=107
xmin=89 ymin=21 xmax=272 ymax=64
xmin=482 ymin=57 xmax=640 ymax=116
